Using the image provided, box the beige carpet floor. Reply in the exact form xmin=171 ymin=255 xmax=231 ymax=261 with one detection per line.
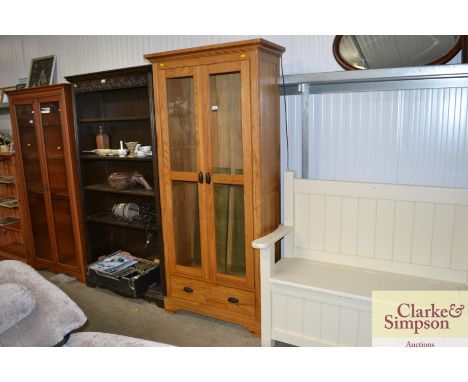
xmin=42 ymin=271 xmax=260 ymax=347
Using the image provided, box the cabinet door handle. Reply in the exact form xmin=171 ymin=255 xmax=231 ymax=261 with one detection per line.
xmin=183 ymin=287 xmax=193 ymax=293
xmin=227 ymin=297 xmax=239 ymax=303
xmin=198 ymin=172 xmax=204 ymax=184
xmin=205 ymin=172 xmax=211 ymax=185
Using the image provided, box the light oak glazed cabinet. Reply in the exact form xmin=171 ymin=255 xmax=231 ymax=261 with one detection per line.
xmin=8 ymin=85 xmax=86 ymax=281
xmin=145 ymin=39 xmax=285 ymax=334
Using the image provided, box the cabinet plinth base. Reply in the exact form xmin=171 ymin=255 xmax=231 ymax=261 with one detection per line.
xmin=163 ymin=296 xmax=260 ymax=336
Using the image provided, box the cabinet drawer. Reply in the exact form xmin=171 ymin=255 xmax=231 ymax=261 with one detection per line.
xmin=170 ymin=275 xmax=256 ymax=317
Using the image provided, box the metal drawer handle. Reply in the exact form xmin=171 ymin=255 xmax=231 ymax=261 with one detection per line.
xmin=228 ymin=297 xmax=239 ymax=303
xmin=183 ymin=286 xmax=193 ymax=293
xmin=198 ymin=171 xmax=204 ymax=184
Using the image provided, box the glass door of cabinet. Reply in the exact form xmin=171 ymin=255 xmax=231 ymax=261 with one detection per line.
xmin=204 ymin=61 xmax=254 ymax=289
xmin=15 ymin=103 xmax=54 ymax=262
xmin=39 ymin=101 xmax=78 ymax=267
xmin=160 ymin=67 xmax=209 ymax=278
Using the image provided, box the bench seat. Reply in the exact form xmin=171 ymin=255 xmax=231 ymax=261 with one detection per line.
xmin=253 ymin=172 xmax=468 ymax=347
xmin=272 ymin=258 xmax=468 ymax=302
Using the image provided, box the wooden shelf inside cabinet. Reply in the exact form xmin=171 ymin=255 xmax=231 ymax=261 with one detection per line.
xmin=78 ymin=116 xmax=150 ymax=123
xmin=42 ymin=123 xmax=62 ymax=128
xmin=0 ymin=152 xmax=15 ymax=159
xmin=0 ymin=176 xmax=16 ymax=184
xmin=50 ymin=192 xmax=71 ymax=200
xmin=0 ymin=204 xmax=19 ymax=210
xmin=0 ymin=221 xmax=22 ymax=232
xmin=85 ymin=183 xmax=155 ymax=197
xmin=86 ymin=211 xmax=157 ymax=232
xmin=81 ymin=155 xmax=153 ymax=162
xmin=0 ymin=242 xmax=27 ymax=259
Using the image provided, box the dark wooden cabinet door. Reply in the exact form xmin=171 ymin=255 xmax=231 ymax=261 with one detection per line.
xmin=39 ymin=100 xmax=78 ymax=267
xmin=16 ymin=102 xmax=54 ymax=262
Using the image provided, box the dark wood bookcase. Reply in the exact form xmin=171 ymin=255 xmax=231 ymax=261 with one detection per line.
xmin=65 ymin=66 xmax=165 ymax=304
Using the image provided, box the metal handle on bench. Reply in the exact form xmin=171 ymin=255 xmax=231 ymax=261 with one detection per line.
xmin=183 ymin=287 xmax=193 ymax=293
xmin=227 ymin=297 xmax=239 ymax=303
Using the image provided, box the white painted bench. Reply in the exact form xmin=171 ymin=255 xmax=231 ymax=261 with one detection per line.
xmin=252 ymin=172 xmax=468 ymax=346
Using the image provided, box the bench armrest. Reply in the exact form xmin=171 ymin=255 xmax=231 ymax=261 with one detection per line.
xmin=252 ymin=224 xmax=293 ymax=249
xmin=253 ymin=224 xmax=293 ymax=347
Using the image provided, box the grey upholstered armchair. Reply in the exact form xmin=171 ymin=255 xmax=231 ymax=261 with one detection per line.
xmin=0 ymin=260 xmax=170 ymax=347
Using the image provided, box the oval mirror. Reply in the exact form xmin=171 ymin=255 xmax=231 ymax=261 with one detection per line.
xmin=333 ymin=35 xmax=462 ymax=70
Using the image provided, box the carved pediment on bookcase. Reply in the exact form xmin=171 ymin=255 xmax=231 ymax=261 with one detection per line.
xmin=72 ymin=73 xmax=148 ymax=93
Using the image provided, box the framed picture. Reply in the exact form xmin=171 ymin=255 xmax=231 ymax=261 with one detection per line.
xmin=16 ymin=77 xmax=28 ymax=89
xmin=1 ymin=86 xmax=16 ymax=103
xmin=28 ymin=55 xmax=56 ymax=88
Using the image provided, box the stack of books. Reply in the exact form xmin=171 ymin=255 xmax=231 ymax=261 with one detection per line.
xmin=89 ymin=251 xmax=137 ymax=274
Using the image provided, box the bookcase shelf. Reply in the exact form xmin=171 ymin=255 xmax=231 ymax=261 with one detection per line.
xmin=87 ymin=211 xmax=157 ymax=232
xmin=85 ymin=182 xmax=155 ymax=197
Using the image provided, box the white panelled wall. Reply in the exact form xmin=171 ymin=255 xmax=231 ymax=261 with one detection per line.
xmin=0 ymin=35 xmax=466 ymax=188
xmin=300 ymin=87 xmax=468 ymax=188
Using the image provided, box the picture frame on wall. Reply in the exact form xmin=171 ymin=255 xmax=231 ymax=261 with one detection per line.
xmin=28 ymin=55 xmax=56 ymax=88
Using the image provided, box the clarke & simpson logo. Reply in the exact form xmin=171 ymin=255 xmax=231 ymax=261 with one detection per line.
xmin=384 ymin=303 xmax=465 ymax=334
xmin=372 ymin=291 xmax=468 ymax=347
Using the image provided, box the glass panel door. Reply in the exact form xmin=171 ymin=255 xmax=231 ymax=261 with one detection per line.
xmin=210 ymin=72 xmax=243 ymax=176
xmin=206 ymin=62 xmax=253 ymax=288
xmin=40 ymin=101 xmax=77 ymax=267
xmin=15 ymin=103 xmax=53 ymax=261
xmin=167 ymin=77 xmax=198 ymax=173
xmin=171 ymin=181 xmax=201 ymax=268
xmin=213 ymin=183 xmax=245 ymax=276
xmin=163 ymin=70 xmax=206 ymax=277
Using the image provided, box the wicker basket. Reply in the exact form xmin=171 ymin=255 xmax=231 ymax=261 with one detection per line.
xmin=108 ymin=172 xmax=133 ymax=190
xmin=107 ymin=171 xmax=153 ymax=190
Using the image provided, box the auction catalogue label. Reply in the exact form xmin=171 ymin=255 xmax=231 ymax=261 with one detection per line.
xmin=372 ymin=291 xmax=468 ymax=346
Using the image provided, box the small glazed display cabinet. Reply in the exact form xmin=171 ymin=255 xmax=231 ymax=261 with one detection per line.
xmin=145 ymin=39 xmax=285 ymax=334
xmin=65 ymin=66 xmax=165 ymax=304
xmin=7 ymin=84 xmax=87 ymax=281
